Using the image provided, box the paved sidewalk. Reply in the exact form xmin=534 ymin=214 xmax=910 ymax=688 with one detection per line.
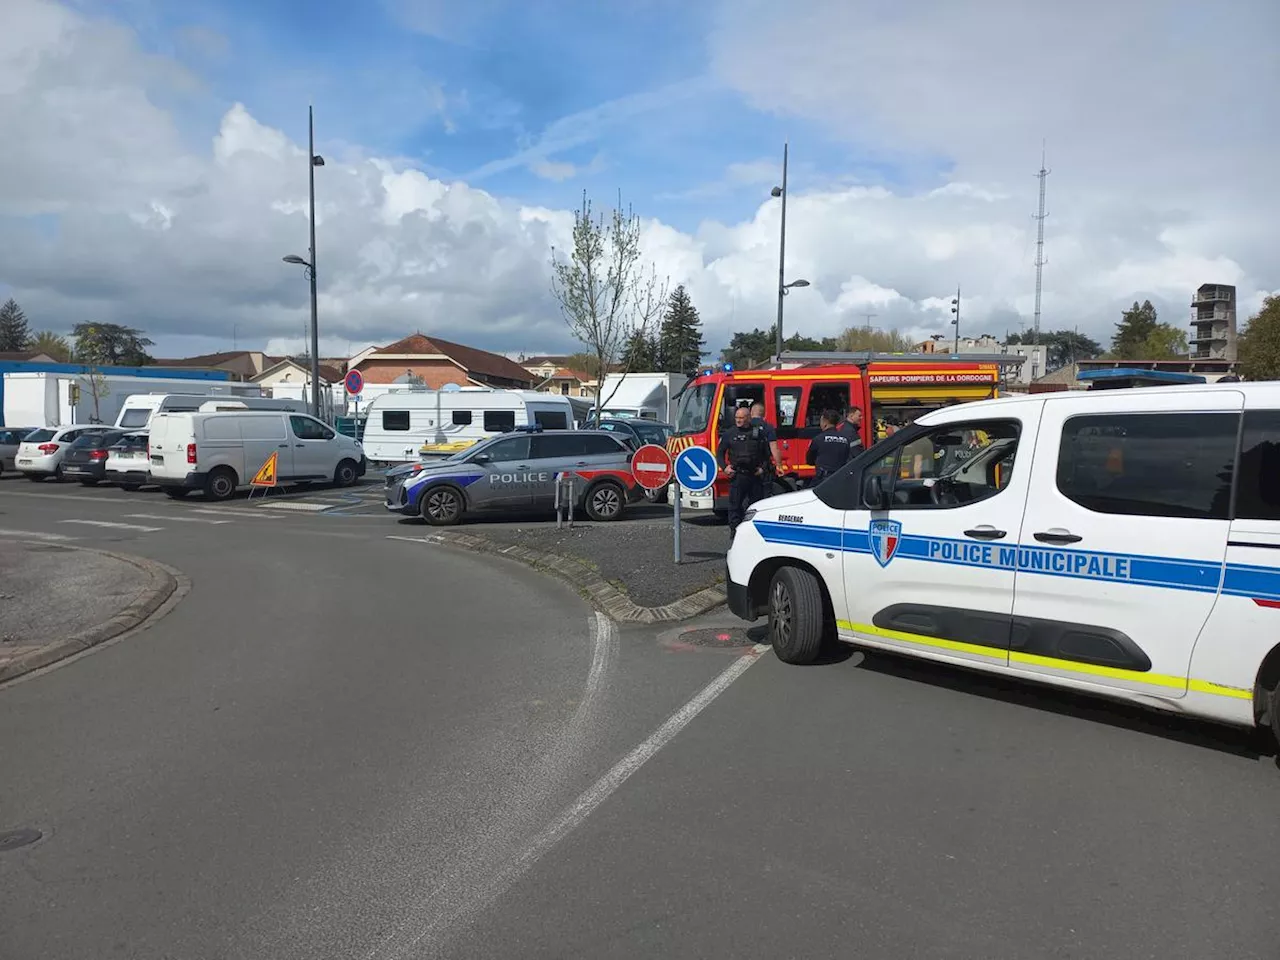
xmin=0 ymin=541 xmax=182 ymax=682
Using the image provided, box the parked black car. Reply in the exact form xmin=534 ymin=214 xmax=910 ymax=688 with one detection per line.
xmin=60 ymin=430 xmax=127 ymax=485
xmin=590 ymin=419 xmax=674 ymax=501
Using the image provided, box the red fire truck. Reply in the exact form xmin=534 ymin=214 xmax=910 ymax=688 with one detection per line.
xmin=666 ymin=358 xmax=1002 ymax=513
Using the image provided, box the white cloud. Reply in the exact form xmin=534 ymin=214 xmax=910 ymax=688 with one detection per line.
xmin=0 ymin=0 xmax=1276 ymax=368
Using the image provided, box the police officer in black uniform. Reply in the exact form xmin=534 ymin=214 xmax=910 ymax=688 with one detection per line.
xmin=718 ymin=406 xmax=770 ymax=538
xmin=806 ymin=409 xmax=853 ymax=484
xmin=837 ymin=404 xmax=865 ymax=457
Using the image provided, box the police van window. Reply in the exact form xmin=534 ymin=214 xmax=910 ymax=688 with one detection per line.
xmin=862 ymin=420 xmax=1019 ymax=510
xmin=533 ymin=410 xmax=568 ymax=430
xmin=452 ymin=410 xmax=472 ymax=426
xmin=1056 ymin=413 xmax=1236 ymax=520
xmin=532 ymin=433 xmax=587 ymax=459
xmin=806 ymin=383 xmax=850 ymax=430
xmin=477 ymin=436 xmax=529 ymax=462
xmin=1234 ymin=410 xmax=1280 ymax=521
xmin=383 ymin=410 xmax=410 ymax=431
xmin=484 ymin=410 xmax=516 ymax=432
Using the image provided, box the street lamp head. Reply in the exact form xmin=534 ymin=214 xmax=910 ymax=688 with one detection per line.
xmin=312 ymin=155 xmax=325 ymax=167
xmin=283 ymin=254 xmax=310 ymax=266
xmin=770 ymin=185 xmax=783 ymax=198
xmin=788 ymin=279 xmax=810 ymax=288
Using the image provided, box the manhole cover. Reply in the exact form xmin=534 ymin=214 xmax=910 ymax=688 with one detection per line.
xmin=677 ymin=627 xmax=755 ymax=648
xmin=0 ymin=828 xmax=42 ymax=852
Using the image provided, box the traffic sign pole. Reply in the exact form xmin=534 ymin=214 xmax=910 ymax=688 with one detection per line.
xmin=672 ymin=446 xmax=718 ymax=566
xmin=673 ymin=479 xmax=681 ymax=564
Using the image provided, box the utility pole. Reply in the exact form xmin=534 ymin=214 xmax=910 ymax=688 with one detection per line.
xmin=1032 ymin=144 xmax=1050 ymax=347
xmin=951 ymin=286 xmax=961 ymax=353
xmin=773 ymin=142 xmax=789 ymax=358
xmin=862 ymin=312 xmax=877 ymax=331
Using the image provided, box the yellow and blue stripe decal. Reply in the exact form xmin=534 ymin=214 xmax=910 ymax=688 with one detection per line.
xmin=752 ymin=519 xmax=1280 ymax=603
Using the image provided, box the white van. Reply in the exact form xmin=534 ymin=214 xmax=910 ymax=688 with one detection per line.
xmin=115 ymin=393 xmax=307 ymax=431
xmin=148 ymin=410 xmax=366 ymax=500
xmin=726 ymin=382 xmax=1280 ymax=740
xmin=361 ymin=389 xmax=575 ymax=464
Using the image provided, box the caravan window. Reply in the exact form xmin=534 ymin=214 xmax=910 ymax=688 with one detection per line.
xmin=484 ymin=410 xmax=516 ymax=432
xmin=534 ymin=410 xmax=568 ymax=430
xmin=452 ymin=410 xmax=472 ymax=425
xmin=382 ymin=410 xmax=410 ymax=431
xmin=119 ymin=408 xmax=152 ymax=429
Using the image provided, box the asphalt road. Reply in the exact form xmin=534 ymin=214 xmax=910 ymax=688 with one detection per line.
xmin=3 ymin=477 xmax=1279 ymax=959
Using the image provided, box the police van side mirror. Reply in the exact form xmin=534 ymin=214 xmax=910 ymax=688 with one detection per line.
xmin=862 ymin=474 xmax=888 ymax=510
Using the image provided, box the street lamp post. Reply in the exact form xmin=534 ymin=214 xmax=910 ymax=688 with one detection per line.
xmin=951 ymin=285 xmax=961 ymax=353
xmin=283 ymin=106 xmax=326 ymax=418
xmin=771 ymin=143 xmax=789 ymax=358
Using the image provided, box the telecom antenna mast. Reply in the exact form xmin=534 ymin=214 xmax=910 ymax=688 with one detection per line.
xmin=1032 ymin=145 xmax=1050 ymax=346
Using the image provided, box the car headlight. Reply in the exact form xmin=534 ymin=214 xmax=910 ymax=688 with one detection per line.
xmin=743 ymin=509 xmax=757 ymax=522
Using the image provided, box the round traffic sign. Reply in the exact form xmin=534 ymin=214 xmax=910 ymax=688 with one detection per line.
xmin=344 ymin=369 xmax=365 ymax=395
xmin=674 ymin=445 xmax=718 ymax=492
xmin=630 ymin=443 xmax=673 ymax=490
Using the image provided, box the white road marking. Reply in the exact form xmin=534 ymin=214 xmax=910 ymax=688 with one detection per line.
xmin=367 ymin=640 xmax=768 ymax=960
xmin=385 ymin=535 xmax=429 ymax=544
xmin=0 ymin=528 xmax=76 ymax=541
xmin=254 ymin=501 xmax=331 ymax=512
xmin=59 ymin=519 xmax=163 ymax=532
xmin=192 ymin=508 xmax=282 ymax=519
xmin=125 ymin=513 xmax=231 ymax=525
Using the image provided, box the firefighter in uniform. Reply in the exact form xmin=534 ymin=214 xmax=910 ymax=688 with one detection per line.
xmin=805 ymin=409 xmax=853 ymax=484
xmin=718 ymin=406 xmax=770 ymax=538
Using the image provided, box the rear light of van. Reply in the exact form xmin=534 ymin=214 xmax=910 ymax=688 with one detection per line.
xmin=186 ymin=443 xmax=197 ymax=464
xmin=38 ymin=443 xmax=59 ymax=454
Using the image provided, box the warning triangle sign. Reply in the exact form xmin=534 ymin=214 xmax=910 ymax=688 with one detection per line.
xmin=250 ymin=451 xmax=279 ymax=487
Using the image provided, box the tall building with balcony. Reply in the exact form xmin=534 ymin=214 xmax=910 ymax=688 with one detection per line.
xmin=1190 ymin=283 xmax=1237 ymax=361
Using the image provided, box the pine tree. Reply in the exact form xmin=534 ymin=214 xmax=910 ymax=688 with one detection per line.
xmin=0 ymin=298 xmax=31 ymax=351
xmin=619 ymin=330 xmax=658 ymax=370
xmin=1111 ymin=300 xmax=1159 ymax=359
xmin=656 ymin=285 xmax=706 ymax=376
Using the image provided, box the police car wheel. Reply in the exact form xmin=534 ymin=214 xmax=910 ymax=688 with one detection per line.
xmin=585 ymin=481 xmax=625 ymax=522
xmin=422 ymin=486 xmax=464 ymax=526
xmin=1270 ymin=684 xmax=1280 ymax=747
xmin=769 ymin=566 xmax=826 ymax=665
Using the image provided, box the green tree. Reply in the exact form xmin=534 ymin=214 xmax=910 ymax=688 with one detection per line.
xmin=0 ymin=298 xmax=31 ymax=351
xmin=836 ymin=327 xmax=915 ymax=353
xmin=1141 ymin=323 xmax=1189 ymax=360
xmin=619 ymin=330 xmax=659 ymax=370
xmin=1239 ymin=294 xmax=1280 ymax=381
xmin=1111 ymin=301 xmax=1160 ymax=359
xmin=73 ymin=322 xmax=154 ymax=366
xmin=656 ymin=285 xmax=706 ymax=376
xmin=29 ymin=330 xmax=73 ymax=362
xmin=783 ymin=333 xmax=839 ymax=352
xmin=722 ymin=327 xmax=775 ymax=368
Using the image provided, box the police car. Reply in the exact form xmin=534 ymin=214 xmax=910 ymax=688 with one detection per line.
xmin=726 ymin=382 xmax=1280 ymax=741
xmin=385 ymin=428 xmax=641 ymax=525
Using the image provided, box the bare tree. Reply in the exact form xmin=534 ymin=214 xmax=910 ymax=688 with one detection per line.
xmin=550 ymin=191 xmax=667 ymax=421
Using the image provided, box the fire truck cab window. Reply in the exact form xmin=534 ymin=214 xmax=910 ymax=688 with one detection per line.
xmin=806 ymin=383 xmax=850 ymax=430
xmin=774 ymin=387 xmax=803 ymax=429
xmin=721 ymin=384 xmax=765 ymax=423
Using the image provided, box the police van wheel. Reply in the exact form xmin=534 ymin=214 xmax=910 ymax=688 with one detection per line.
xmin=1269 ymin=684 xmax=1280 ymax=748
xmin=585 ymin=481 xmax=625 ymax=522
xmin=422 ymin=486 xmax=464 ymax=526
xmin=769 ymin=566 xmax=826 ymax=665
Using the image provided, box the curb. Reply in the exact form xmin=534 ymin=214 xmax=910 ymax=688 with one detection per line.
xmin=426 ymin=531 xmax=727 ymax=623
xmin=0 ymin=542 xmax=186 ymax=685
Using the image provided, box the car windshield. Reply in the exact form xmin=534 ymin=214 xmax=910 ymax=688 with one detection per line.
xmin=674 ymin=384 xmax=716 ymax=435
xmin=118 ymin=408 xmax=152 ymax=428
xmin=632 ymin=422 xmax=671 ymax=445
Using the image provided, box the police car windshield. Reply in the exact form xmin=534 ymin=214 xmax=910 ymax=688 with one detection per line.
xmin=674 ymin=384 xmax=716 ymax=435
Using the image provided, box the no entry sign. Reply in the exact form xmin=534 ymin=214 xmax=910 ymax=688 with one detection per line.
xmin=630 ymin=443 xmax=674 ymax=490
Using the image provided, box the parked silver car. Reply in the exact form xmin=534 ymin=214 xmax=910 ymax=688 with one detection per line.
xmin=385 ymin=429 xmax=641 ymax=525
xmin=0 ymin=427 xmax=37 ymax=475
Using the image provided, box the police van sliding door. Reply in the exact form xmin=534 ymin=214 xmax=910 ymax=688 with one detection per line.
xmin=1009 ymin=391 xmax=1243 ymax=699
xmin=841 ymin=414 xmax=1039 ymax=670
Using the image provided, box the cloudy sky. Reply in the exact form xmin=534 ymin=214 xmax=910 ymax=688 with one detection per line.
xmin=1 ymin=0 xmax=1276 ymax=361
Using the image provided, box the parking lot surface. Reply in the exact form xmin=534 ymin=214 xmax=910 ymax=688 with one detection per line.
xmin=3 ymin=477 xmax=1279 ymax=959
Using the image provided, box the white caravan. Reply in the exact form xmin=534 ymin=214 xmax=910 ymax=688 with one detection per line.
xmin=114 ymin=393 xmax=309 ymax=430
xmin=361 ymin=389 xmax=575 ymax=464
xmin=147 ymin=410 xmax=366 ymax=501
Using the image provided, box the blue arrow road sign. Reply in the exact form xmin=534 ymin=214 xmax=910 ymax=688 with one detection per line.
xmin=674 ymin=445 xmax=717 ymax=491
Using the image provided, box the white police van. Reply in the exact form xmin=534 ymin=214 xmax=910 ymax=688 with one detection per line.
xmin=726 ymin=382 xmax=1280 ymax=740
